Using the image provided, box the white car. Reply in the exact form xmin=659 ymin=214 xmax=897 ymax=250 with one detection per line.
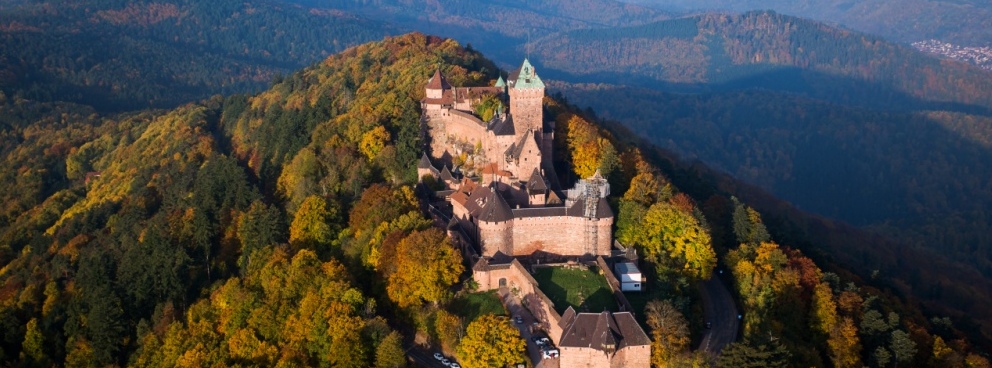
xmin=433 ymin=353 xmax=444 ymax=361
xmin=451 ymin=364 xmax=461 ymax=368
xmin=542 ymin=348 xmax=560 ymax=359
xmin=441 ymin=358 xmax=451 ymax=366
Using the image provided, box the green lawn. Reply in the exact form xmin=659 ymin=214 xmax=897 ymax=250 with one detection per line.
xmin=533 ymin=266 xmax=617 ymax=314
xmin=450 ymin=291 xmax=507 ymax=322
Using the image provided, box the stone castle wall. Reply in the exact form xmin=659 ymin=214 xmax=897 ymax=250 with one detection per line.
xmin=472 ymin=260 xmax=564 ymax=342
xmin=510 ymin=216 xmax=612 ymax=256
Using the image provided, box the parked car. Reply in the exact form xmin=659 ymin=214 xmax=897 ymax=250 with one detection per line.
xmin=433 ymin=353 xmax=444 ymax=361
xmin=450 ymin=364 xmax=461 ymax=368
xmin=514 ymin=315 xmax=523 ymax=324
xmin=441 ymin=358 xmax=451 ymax=366
xmin=705 ymin=321 xmax=712 ymax=329
xmin=542 ymin=347 xmax=560 ymax=359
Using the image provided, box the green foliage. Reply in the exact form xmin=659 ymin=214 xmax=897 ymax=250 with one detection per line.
xmin=533 ymin=266 xmax=616 ymax=314
xmin=717 ymin=339 xmax=791 ymax=368
xmin=473 ymin=94 xmax=501 ymax=122
xmin=0 ymin=0 xmax=390 ymax=111
xmin=449 ymin=291 xmax=508 ymax=323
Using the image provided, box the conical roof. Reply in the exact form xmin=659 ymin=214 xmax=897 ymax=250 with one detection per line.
xmin=494 ymin=75 xmax=506 ymax=88
xmin=426 ymin=69 xmax=451 ymax=90
xmin=417 ymin=152 xmax=433 ymax=169
xmin=477 ymin=188 xmax=513 ymax=223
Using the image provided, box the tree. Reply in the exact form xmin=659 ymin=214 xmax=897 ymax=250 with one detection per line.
xmin=890 ymin=330 xmax=917 ymax=368
xmin=639 ymin=202 xmax=716 ymax=280
xmin=435 ymin=310 xmax=465 ymax=353
xmin=717 ymin=340 xmax=790 ymax=368
xmin=22 ymin=318 xmax=46 ymax=363
xmin=386 ymin=228 xmax=464 ymax=308
xmin=645 ymin=300 xmax=690 ymax=366
xmin=874 ymin=347 xmax=892 ymax=367
xmin=829 ymin=317 xmax=862 ymax=368
xmin=289 ymin=195 xmax=338 ymax=251
xmin=455 ymin=314 xmax=526 ymax=368
xmin=236 ymin=200 xmax=284 ymax=272
xmin=731 ymin=200 xmax=770 ymax=246
xmin=360 ymin=125 xmax=391 ymax=160
xmin=375 ymin=331 xmax=407 ymax=368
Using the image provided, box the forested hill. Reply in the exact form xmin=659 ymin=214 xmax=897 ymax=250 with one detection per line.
xmin=531 ymin=11 xmax=992 ymax=112
xmin=626 ymin=0 xmax=992 ymax=47
xmin=0 ymin=0 xmax=392 ymax=111
xmin=0 ymin=32 xmax=988 ymax=366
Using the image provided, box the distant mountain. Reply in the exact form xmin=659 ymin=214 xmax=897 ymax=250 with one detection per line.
xmin=0 ymin=0 xmax=393 ymax=111
xmin=529 ymin=11 xmax=992 ymax=112
xmin=289 ymin=0 xmax=672 ymax=63
xmin=625 ymin=0 xmax=992 ymax=47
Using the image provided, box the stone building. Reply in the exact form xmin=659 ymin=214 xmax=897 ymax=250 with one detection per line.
xmin=557 ymin=308 xmax=651 ymax=368
xmin=420 ymin=60 xmax=614 ymax=258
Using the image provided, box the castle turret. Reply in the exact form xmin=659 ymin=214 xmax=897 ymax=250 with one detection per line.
xmin=425 ymin=69 xmax=451 ymax=100
xmin=477 ymin=186 xmax=514 ymax=256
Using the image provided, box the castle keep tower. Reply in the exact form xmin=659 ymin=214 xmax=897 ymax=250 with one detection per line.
xmin=507 ymin=58 xmax=545 ymax=138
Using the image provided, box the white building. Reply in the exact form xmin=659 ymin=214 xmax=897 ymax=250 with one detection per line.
xmin=615 ymin=262 xmax=642 ymax=292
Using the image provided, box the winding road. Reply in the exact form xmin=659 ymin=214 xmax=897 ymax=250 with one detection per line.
xmin=698 ymin=272 xmax=739 ymax=355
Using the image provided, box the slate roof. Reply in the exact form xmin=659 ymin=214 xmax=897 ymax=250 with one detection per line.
xmin=418 ymin=153 xmax=433 ymax=169
xmin=476 ymin=188 xmax=514 ymax=223
xmin=494 ymin=76 xmax=506 ymax=88
xmin=426 ymin=69 xmax=452 ymax=90
xmin=506 ymin=130 xmax=539 ymax=160
xmin=558 ymin=310 xmax=651 ymax=352
xmin=440 ymin=166 xmax=454 ymax=182
xmin=488 ymin=114 xmax=515 ymax=136
xmin=527 ymin=168 xmax=547 ymax=193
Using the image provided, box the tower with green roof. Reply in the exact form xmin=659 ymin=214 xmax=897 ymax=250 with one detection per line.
xmin=507 ymin=59 xmax=545 ymax=139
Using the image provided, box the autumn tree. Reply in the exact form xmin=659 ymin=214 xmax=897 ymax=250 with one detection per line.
xmin=288 ymin=195 xmax=338 ymax=251
xmin=829 ymin=318 xmax=862 ymax=368
xmin=435 ymin=309 xmax=465 ymax=353
xmin=360 ymin=125 xmax=391 ymax=160
xmin=732 ymin=199 xmax=771 ymax=246
xmin=386 ymin=228 xmax=464 ymax=308
xmin=375 ymin=331 xmax=407 ymax=368
xmin=645 ymin=299 xmax=690 ymax=366
xmin=456 ymin=314 xmax=526 ymax=368
xmin=637 ymin=202 xmax=716 ymax=280
xmin=717 ymin=339 xmax=791 ymax=368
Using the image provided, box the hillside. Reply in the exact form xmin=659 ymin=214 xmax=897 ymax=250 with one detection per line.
xmin=626 ymin=0 xmax=992 ymax=47
xmin=0 ymin=0 xmax=393 ymax=111
xmin=529 ymin=11 xmax=992 ymax=112
xmin=0 ymin=32 xmax=989 ymax=366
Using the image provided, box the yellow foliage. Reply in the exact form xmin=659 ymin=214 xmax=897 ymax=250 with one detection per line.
xmin=456 ymin=314 xmax=526 ymax=368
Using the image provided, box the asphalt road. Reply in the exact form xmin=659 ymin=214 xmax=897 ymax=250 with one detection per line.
xmin=698 ymin=272 xmax=739 ymax=355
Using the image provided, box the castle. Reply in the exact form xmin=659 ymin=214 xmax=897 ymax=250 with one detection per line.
xmin=419 ymin=60 xmax=649 ymax=368
xmin=418 ymin=60 xmax=614 ymax=258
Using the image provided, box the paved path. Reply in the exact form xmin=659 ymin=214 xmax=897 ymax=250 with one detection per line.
xmin=500 ymin=289 xmax=560 ymax=368
xmin=698 ymin=272 xmax=739 ymax=355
